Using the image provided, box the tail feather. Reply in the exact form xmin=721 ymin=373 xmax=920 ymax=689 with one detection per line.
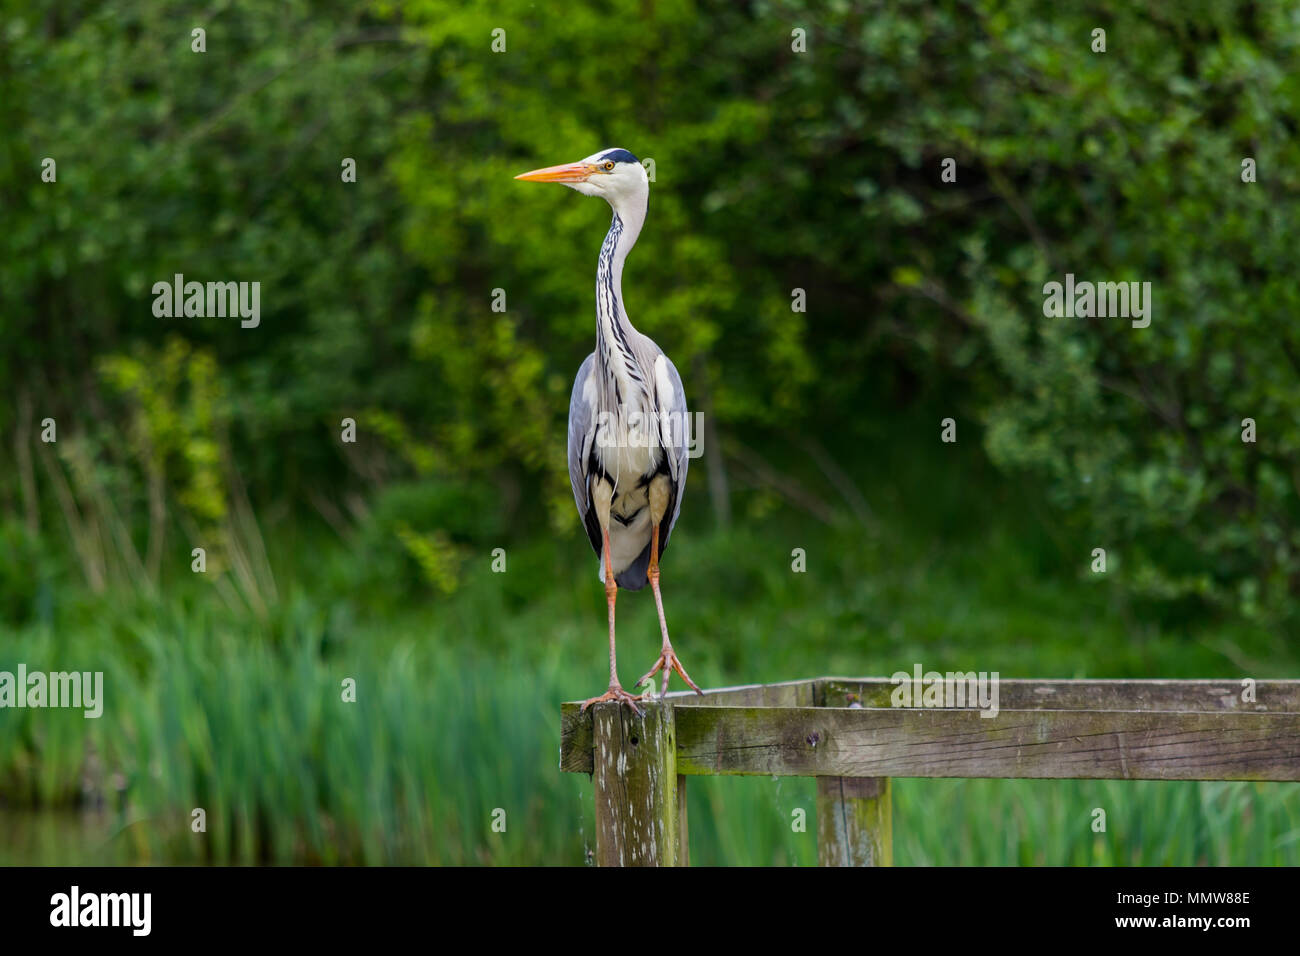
xmin=614 ymin=540 xmax=651 ymax=591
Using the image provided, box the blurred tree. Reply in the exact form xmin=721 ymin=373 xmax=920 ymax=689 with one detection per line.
xmin=1 ymin=0 xmax=1297 ymax=620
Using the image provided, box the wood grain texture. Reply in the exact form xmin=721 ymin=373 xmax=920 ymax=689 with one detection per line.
xmin=563 ymin=679 xmax=1300 ymax=779
xmin=817 ymin=776 xmax=891 ymax=866
xmin=592 ymin=700 xmax=680 ymax=866
xmin=664 ymin=677 xmax=819 ymax=708
xmin=671 ymin=706 xmax=1300 ymax=781
xmin=562 ymin=679 xmax=817 ymax=773
xmin=822 ymin=678 xmax=1300 ymax=713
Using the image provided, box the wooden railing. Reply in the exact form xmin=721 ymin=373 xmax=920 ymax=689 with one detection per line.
xmin=559 ymin=676 xmax=1300 ymax=866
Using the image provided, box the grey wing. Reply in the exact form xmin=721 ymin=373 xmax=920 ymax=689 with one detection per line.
xmin=567 ymin=352 xmax=603 ymax=557
xmin=656 ymin=352 xmax=690 ymax=551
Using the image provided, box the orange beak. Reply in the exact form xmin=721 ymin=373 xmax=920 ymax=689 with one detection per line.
xmin=514 ymin=161 xmax=595 ymax=183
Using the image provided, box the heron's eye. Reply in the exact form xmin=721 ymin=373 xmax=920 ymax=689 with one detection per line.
xmin=604 ymin=161 xmax=615 ymax=171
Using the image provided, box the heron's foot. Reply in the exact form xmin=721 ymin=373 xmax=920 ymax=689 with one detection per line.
xmin=579 ymin=683 xmax=645 ymax=716
xmin=637 ymin=646 xmax=703 ymax=698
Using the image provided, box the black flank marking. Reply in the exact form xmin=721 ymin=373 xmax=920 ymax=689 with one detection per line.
xmin=581 ymin=505 xmax=602 ymax=557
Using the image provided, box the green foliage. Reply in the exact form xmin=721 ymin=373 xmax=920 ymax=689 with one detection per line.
xmin=4 ymin=0 xmax=1297 ymax=616
xmin=100 ymin=338 xmax=228 ymax=526
xmin=0 ymin=520 xmax=57 ymax=628
xmin=918 ymin=4 xmax=1300 ymax=621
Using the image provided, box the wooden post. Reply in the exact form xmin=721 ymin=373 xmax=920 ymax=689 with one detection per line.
xmin=817 ymin=775 xmax=892 ymax=866
xmin=592 ymin=700 xmax=681 ymax=866
xmin=812 ymin=676 xmax=892 ymax=866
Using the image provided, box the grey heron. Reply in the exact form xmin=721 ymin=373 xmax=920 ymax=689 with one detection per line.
xmin=516 ymin=148 xmax=702 ymax=713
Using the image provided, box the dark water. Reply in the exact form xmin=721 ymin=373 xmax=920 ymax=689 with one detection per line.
xmin=0 ymin=810 xmax=134 ymax=865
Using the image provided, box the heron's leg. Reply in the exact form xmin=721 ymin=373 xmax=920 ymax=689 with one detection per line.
xmin=580 ymin=480 xmax=643 ymax=715
xmin=636 ymin=478 xmax=703 ymax=699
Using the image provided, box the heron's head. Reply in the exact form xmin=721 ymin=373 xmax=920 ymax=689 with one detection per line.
xmin=515 ymin=148 xmax=648 ymax=211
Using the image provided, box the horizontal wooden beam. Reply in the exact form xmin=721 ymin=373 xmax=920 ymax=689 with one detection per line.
xmin=663 ymin=677 xmax=819 ymax=708
xmin=562 ymin=679 xmax=1300 ymax=779
xmin=672 ymin=706 xmax=1300 ymax=781
xmin=821 ymin=677 xmax=1300 ymax=713
xmin=560 ymin=678 xmax=817 ymax=774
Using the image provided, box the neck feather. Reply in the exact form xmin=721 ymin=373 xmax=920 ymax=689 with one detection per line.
xmin=595 ymin=197 xmax=648 ymax=411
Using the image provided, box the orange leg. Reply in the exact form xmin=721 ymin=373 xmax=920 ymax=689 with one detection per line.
xmin=580 ymin=526 xmax=644 ymax=715
xmin=636 ymin=523 xmax=702 ymax=698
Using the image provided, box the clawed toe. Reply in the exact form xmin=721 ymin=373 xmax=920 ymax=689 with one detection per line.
xmin=580 ymin=684 xmax=645 ymax=715
xmin=637 ymin=648 xmax=702 ymax=698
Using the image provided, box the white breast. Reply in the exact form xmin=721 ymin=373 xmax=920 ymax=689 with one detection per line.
xmin=593 ymin=400 xmax=663 ymax=489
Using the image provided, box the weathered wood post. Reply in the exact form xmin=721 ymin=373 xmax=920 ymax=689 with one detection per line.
xmin=815 ymin=679 xmax=893 ymax=866
xmin=816 ymin=776 xmax=892 ymax=866
xmin=591 ymin=700 xmax=684 ymax=866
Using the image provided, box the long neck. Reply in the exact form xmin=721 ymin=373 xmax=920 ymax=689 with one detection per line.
xmin=595 ymin=196 xmax=648 ymax=411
